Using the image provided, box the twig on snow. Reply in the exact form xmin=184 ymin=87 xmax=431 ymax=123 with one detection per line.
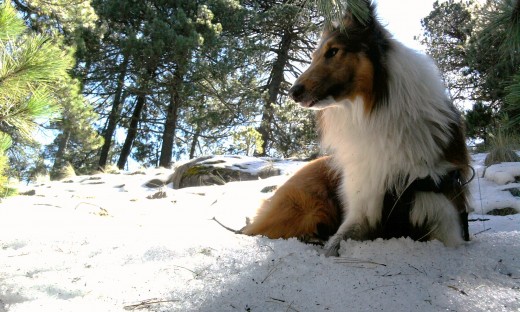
xmin=210 ymin=217 xmax=242 ymax=234
xmin=447 ymin=285 xmax=468 ymax=296
xmin=334 ymin=257 xmax=387 ymax=268
xmin=266 ymin=298 xmax=300 ymax=312
xmin=473 ymin=228 xmax=492 ymax=236
xmin=123 ymin=298 xmax=179 ymax=310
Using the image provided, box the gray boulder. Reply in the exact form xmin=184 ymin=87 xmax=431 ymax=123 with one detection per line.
xmin=170 ymin=156 xmax=281 ymax=189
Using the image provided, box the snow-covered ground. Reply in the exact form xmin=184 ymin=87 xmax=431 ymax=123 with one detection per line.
xmin=0 ymin=154 xmax=519 ymax=312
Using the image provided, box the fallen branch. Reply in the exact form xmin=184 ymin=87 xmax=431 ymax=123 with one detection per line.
xmin=171 ymin=264 xmax=199 ymax=276
xmin=468 ymin=218 xmax=490 ymax=222
xmin=210 ymin=217 xmax=242 ymax=234
xmin=261 ymin=265 xmax=279 ymax=283
xmin=474 ymin=228 xmax=492 ymax=235
xmin=123 ymin=298 xmax=179 ymax=310
xmin=447 ymin=285 xmax=468 ymax=296
xmin=334 ymin=257 xmax=387 ymax=268
xmin=265 ymin=298 xmax=300 ymax=312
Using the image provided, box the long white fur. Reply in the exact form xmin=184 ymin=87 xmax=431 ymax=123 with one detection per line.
xmin=411 ymin=192 xmax=464 ymax=247
xmin=319 ymin=40 xmax=464 ymax=256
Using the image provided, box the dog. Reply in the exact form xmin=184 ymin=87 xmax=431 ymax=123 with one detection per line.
xmin=286 ymin=1 xmax=471 ymax=256
xmin=242 ymin=156 xmax=342 ymax=243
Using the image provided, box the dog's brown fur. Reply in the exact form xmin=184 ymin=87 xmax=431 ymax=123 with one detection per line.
xmin=242 ymin=156 xmax=342 ymax=242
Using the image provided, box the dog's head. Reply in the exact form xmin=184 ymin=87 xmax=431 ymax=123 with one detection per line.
xmin=289 ymin=1 xmax=390 ymax=114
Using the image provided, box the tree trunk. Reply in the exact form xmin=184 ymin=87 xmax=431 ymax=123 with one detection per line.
xmin=98 ymin=55 xmax=129 ymax=169
xmin=158 ymin=72 xmax=183 ymax=168
xmin=117 ymin=93 xmax=146 ymax=169
xmin=189 ymin=126 xmax=201 ymax=159
xmin=50 ymin=129 xmax=71 ymax=178
xmin=257 ymin=27 xmax=294 ymax=156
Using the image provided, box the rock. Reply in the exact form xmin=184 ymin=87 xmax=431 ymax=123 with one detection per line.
xmin=147 ymin=190 xmax=168 ymax=199
xmin=80 ymin=176 xmax=105 ymax=185
xmin=506 ymin=188 xmax=520 ymax=197
xmin=260 ymin=185 xmax=278 ymax=193
xmin=171 ymin=156 xmax=282 ymax=189
xmin=171 ymin=156 xmax=212 ymax=188
xmin=19 ymin=189 xmax=36 ymax=196
xmin=487 ymin=207 xmax=518 ymax=216
xmin=144 ymin=178 xmax=165 ymax=188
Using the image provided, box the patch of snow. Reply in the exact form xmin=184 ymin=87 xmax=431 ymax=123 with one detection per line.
xmin=0 ymin=155 xmax=519 ymax=312
xmin=484 ymin=163 xmax=520 ymax=185
xmin=470 ymin=162 xmax=520 ymax=214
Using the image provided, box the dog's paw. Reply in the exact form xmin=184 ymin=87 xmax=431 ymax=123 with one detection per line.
xmin=298 ymin=234 xmax=325 ymax=246
xmin=324 ymin=245 xmax=340 ymax=257
xmin=323 ymin=234 xmax=342 ymax=257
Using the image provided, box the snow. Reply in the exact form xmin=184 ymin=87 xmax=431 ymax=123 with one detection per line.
xmin=0 ymin=155 xmax=519 ymax=312
xmin=470 ymin=154 xmax=520 ymax=214
xmin=484 ymin=163 xmax=520 ymax=185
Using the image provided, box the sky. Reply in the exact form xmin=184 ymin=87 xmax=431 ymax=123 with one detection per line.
xmin=374 ymin=0 xmax=438 ymax=51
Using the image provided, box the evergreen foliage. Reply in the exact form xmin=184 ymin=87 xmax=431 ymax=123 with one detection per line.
xmin=0 ymin=1 xmax=69 ymax=190
xmin=419 ymin=0 xmax=520 ymax=146
xmin=6 ymin=0 xmax=519 ymax=172
xmin=0 ymin=132 xmax=12 ymax=196
xmin=10 ymin=0 xmax=103 ymax=179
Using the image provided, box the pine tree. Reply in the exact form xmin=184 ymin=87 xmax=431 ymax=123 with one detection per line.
xmin=420 ymin=0 xmax=520 ymax=141
xmin=11 ymin=0 xmax=103 ymax=178
xmin=0 ymin=132 xmax=12 ymax=196
xmin=418 ymin=0 xmax=475 ymax=108
xmin=487 ymin=0 xmax=520 ymax=129
xmin=241 ymin=0 xmax=319 ymax=157
xmin=312 ymin=0 xmax=370 ymax=28
xmin=0 ymin=2 xmax=71 ymax=190
xmin=250 ymin=0 xmax=371 ymax=157
xmin=88 ymin=0 xmax=262 ymax=168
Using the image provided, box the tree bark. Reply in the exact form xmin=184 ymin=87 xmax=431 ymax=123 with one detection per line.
xmin=98 ymin=54 xmax=129 ymax=169
xmin=257 ymin=27 xmax=294 ymax=156
xmin=189 ymin=126 xmax=201 ymax=159
xmin=51 ymin=129 xmax=71 ymax=174
xmin=117 ymin=93 xmax=146 ymax=169
xmin=158 ymin=72 xmax=183 ymax=168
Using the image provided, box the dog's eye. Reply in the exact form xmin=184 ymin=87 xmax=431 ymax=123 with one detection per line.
xmin=324 ymin=48 xmax=339 ymax=58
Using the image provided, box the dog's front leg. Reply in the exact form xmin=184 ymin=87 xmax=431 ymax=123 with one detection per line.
xmin=324 ymin=191 xmax=383 ymax=257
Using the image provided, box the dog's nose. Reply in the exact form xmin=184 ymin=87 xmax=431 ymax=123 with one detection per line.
xmin=289 ymin=84 xmax=305 ymax=102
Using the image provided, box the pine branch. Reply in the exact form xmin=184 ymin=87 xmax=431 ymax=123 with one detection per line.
xmin=0 ymin=2 xmax=25 ymax=41
xmin=0 ymin=88 xmax=59 ymax=141
xmin=306 ymin=0 xmax=370 ymax=29
xmin=0 ymin=35 xmax=71 ymax=95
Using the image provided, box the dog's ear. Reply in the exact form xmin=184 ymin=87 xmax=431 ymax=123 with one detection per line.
xmin=321 ymin=20 xmax=336 ymax=38
xmin=321 ymin=1 xmax=378 ymax=37
xmin=341 ymin=0 xmax=375 ymax=30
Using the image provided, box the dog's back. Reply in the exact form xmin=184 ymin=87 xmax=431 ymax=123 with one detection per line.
xmin=242 ymin=156 xmax=342 ymax=242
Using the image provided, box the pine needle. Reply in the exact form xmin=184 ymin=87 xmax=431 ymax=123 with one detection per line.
xmin=478 ymin=0 xmax=520 ymax=63
xmin=299 ymin=0 xmax=370 ymax=30
xmin=0 ymin=2 xmax=25 ymax=41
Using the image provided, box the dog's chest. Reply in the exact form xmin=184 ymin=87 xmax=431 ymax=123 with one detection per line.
xmin=319 ymin=103 xmax=444 ymax=191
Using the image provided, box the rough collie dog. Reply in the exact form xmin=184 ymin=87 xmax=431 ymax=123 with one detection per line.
xmin=287 ymin=1 xmax=471 ymax=256
xmin=242 ymin=156 xmax=342 ymax=243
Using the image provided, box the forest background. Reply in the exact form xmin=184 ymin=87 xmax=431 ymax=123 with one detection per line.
xmin=0 ymin=0 xmax=519 ymax=189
